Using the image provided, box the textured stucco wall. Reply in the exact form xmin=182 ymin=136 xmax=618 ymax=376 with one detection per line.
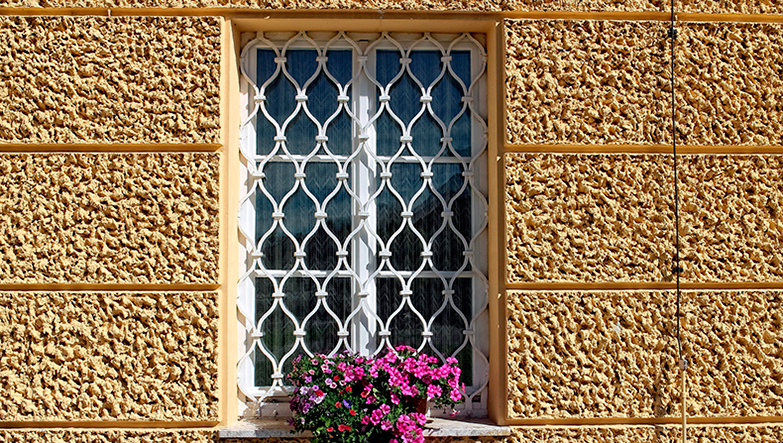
xmin=505 ymin=154 xmax=674 ymax=283
xmin=506 ymin=153 xmax=783 ymax=284
xmin=659 ymin=425 xmax=783 ymax=441
xmin=0 ymin=291 xmax=219 ymax=421
xmin=507 ymin=290 xmax=679 ymax=419
xmin=0 ymin=430 xmax=216 ymax=443
xmin=1 ymin=0 xmax=503 ymax=9
xmin=678 ymin=155 xmax=783 ymax=282
xmin=679 ymin=0 xmax=783 ymax=14
xmin=0 ymin=153 xmax=219 ymax=284
xmin=6 ymin=0 xmax=783 ymax=13
xmin=0 ymin=16 xmax=220 ymax=144
xmin=683 ymin=290 xmax=783 ymax=417
xmin=0 ymin=3 xmax=779 ymax=441
xmin=507 ymin=426 xmax=668 ymax=442
xmin=677 ymin=23 xmax=783 ymax=146
xmin=7 ymin=426 xmax=783 ymax=443
xmin=506 ymin=289 xmax=783 ymax=421
xmin=505 ymin=20 xmax=671 ymax=146
xmin=0 ymin=0 xmax=668 ymax=11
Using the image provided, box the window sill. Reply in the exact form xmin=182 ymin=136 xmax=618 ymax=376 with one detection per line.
xmin=218 ymin=417 xmax=511 ymax=439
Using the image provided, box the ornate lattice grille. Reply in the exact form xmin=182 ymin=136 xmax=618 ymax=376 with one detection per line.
xmin=237 ymin=31 xmax=489 ymax=416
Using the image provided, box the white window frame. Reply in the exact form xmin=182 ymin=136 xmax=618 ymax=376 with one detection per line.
xmin=235 ymin=28 xmax=491 ymax=419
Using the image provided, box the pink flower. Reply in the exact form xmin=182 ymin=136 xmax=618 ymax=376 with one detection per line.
xmin=426 ymin=384 xmax=442 ymax=400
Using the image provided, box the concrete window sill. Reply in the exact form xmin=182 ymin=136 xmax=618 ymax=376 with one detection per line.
xmin=218 ymin=417 xmax=511 ymax=439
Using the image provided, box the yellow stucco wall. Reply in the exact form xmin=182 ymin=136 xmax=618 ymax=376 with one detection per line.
xmin=0 ymin=430 xmax=217 ymax=442
xmin=0 ymin=153 xmax=220 ymax=284
xmin=505 ymin=154 xmax=674 ymax=282
xmin=683 ymin=290 xmax=783 ymax=417
xmin=7 ymin=425 xmax=783 ymax=443
xmin=7 ymin=0 xmax=783 ymax=13
xmin=0 ymin=1 xmax=781 ymax=442
xmin=0 ymin=292 xmax=218 ymax=421
xmin=676 ymin=23 xmax=783 ymax=146
xmin=505 ymin=20 xmax=671 ymax=146
xmin=507 ymin=290 xmax=679 ymax=419
xmin=0 ymin=16 xmax=220 ymax=144
xmin=506 ymin=153 xmax=783 ymax=283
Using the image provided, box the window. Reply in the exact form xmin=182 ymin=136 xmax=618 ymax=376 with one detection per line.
xmin=237 ymin=30 xmax=489 ymax=417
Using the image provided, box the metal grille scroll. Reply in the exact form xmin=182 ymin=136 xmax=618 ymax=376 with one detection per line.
xmin=237 ymin=31 xmax=489 ymax=416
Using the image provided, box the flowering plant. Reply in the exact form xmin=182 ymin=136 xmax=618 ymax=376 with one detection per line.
xmin=287 ymin=346 xmax=464 ymax=443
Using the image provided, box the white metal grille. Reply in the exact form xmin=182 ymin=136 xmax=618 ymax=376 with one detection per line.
xmin=237 ymin=31 xmax=489 ymax=416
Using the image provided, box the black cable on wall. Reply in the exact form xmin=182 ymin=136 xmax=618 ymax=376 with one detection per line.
xmin=668 ymin=0 xmax=687 ymax=440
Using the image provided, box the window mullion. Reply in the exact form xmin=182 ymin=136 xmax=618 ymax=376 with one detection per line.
xmin=350 ymin=48 xmax=379 ymax=356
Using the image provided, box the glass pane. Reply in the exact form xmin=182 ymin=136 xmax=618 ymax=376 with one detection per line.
xmin=306 ymin=63 xmax=340 ymax=124
xmin=304 ymin=278 xmax=352 ymax=355
xmin=256 ymin=49 xmax=294 ymax=156
xmin=257 ymin=162 xmax=299 ymax=270
xmin=410 ymin=50 xmax=441 ymax=89
xmin=411 ymin=111 xmax=443 ymax=157
xmin=286 ymin=49 xmax=318 ymax=88
xmin=326 ymin=49 xmax=352 ymax=85
xmin=376 ymin=111 xmax=403 ymax=157
xmin=378 ymin=49 xmax=421 ymax=126
xmin=376 ymin=278 xmax=423 ymax=349
xmin=303 ymin=162 xmax=351 ymax=271
xmin=285 ymin=111 xmax=318 ymax=156
xmin=411 ymin=186 xmax=442 ymax=244
xmin=255 ymin=278 xmax=296 ymax=386
xmin=325 ymin=109 xmax=353 ymax=156
xmin=283 ymin=188 xmax=316 ymax=244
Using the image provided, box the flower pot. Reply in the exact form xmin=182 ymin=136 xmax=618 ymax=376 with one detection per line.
xmin=412 ymin=397 xmax=427 ymax=415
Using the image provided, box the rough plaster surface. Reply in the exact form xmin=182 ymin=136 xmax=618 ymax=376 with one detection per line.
xmin=0 ymin=292 xmax=219 ymax=421
xmin=0 ymin=153 xmax=219 ymax=284
xmin=683 ymin=291 xmax=783 ymax=417
xmin=677 ymin=23 xmax=783 ymax=146
xmin=507 ymin=290 xmax=679 ymax=419
xmin=176 ymin=427 xmax=783 ymax=443
xmin=0 ymin=430 xmax=215 ymax=443
xmin=505 ymin=154 xmax=674 ymax=283
xmin=0 ymin=16 xmax=220 ymax=144
xmin=505 ymin=0 xmax=663 ymax=11
xmin=679 ymin=155 xmax=783 ymax=282
xmin=0 ymin=0 xmax=667 ymax=10
xmin=679 ymin=0 xmax=783 ymax=14
xmin=229 ymin=427 xmax=665 ymax=443
xmin=0 ymin=0 xmax=506 ymax=9
xmin=505 ymin=20 xmax=670 ymax=146
xmin=660 ymin=425 xmax=783 ymax=442
xmin=506 ymin=154 xmax=783 ymax=283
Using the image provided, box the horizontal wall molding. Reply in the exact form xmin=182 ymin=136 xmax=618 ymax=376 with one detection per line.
xmin=504 ymin=144 xmax=783 ymax=155
xmin=0 ymin=143 xmax=221 ymax=153
xmin=0 ymin=283 xmax=220 ymax=292
xmin=502 ymin=11 xmax=670 ymax=21
xmin=506 ymin=281 xmax=783 ymax=291
xmin=0 ymin=8 xmax=782 ymax=24
xmin=0 ymin=420 xmax=219 ymax=429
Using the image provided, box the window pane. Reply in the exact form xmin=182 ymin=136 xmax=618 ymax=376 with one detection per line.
xmin=376 ymin=277 xmax=473 ymax=380
xmin=302 ymin=162 xmax=351 ymax=271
